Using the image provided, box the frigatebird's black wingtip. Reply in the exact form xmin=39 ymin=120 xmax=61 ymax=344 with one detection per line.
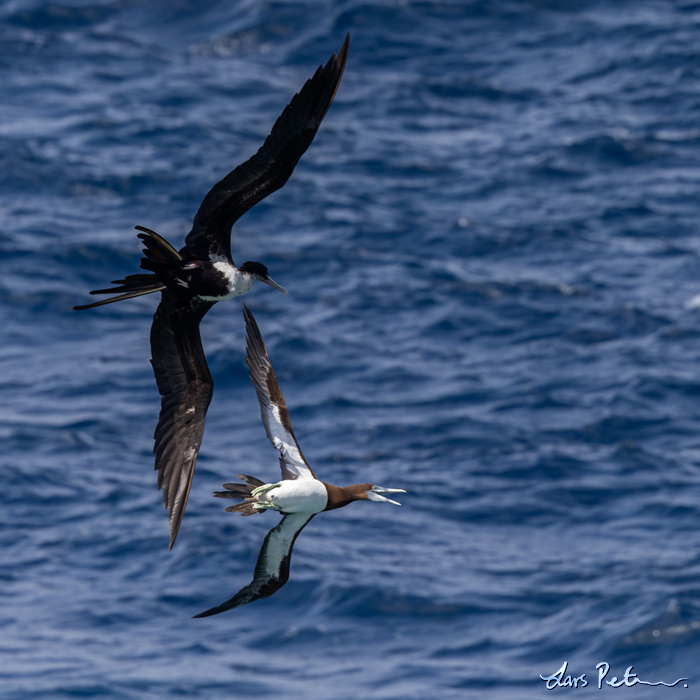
xmin=320 ymin=34 xmax=350 ymax=121
xmin=166 ymin=495 xmax=188 ymax=551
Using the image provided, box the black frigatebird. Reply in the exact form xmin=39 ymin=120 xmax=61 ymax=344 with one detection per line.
xmin=194 ymin=305 xmax=404 ymax=617
xmin=74 ymin=35 xmax=350 ymax=550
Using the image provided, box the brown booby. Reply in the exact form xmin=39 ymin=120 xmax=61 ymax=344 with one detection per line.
xmin=194 ymin=305 xmax=405 ymax=617
xmin=73 ymin=36 xmax=350 ymax=550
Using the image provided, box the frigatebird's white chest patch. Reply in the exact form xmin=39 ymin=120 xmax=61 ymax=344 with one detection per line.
xmin=198 ymin=262 xmax=254 ymax=301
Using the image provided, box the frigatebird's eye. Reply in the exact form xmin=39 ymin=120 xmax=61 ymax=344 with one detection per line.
xmin=240 ymin=261 xmax=270 ymax=278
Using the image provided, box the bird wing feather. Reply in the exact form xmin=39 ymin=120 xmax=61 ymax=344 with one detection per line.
xmin=193 ymin=512 xmax=315 ymax=617
xmin=150 ymin=291 xmax=215 ymax=550
xmin=242 ymin=303 xmax=316 ymax=481
xmin=180 ymin=34 xmax=349 ymax=263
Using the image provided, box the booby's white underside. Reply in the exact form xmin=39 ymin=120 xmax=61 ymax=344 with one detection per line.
xmin=259 ymin=512 xmax=315 ymax=578
xmin=256 ymin=478 xmax=328 ymax=514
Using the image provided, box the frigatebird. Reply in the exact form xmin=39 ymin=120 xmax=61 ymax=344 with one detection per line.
xmin=74 ymin=35 xmax=350 ymax=550
xmin=194 ymin=305 xmax=405 ymax=617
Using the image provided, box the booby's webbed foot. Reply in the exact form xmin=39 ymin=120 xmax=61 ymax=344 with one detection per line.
xmin=251 ymin=482 xmax=281 ymax=497
xmin=253 ymin=500 xmax=283 ymax=512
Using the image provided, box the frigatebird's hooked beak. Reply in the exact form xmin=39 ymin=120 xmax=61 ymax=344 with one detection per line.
xmin=261 ymin=276 xmax=288 ymax=297
xmin=366 ymin=486 xmax=406 ymax=505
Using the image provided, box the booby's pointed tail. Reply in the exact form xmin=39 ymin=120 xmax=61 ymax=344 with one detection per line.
xmin=72 ymin=226 xmax=181 ymax=310
xmin=214 ymin=474 xmax=265 ymax=516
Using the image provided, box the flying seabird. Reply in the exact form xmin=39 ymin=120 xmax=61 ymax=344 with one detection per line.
xmin=73 ymin=36 xmax=350 ymax=550
xmin=194 ymin=305 xmax=405 ymax=617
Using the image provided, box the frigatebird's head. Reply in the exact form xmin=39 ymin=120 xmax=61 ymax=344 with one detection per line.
xmin=239 ymin=261 xmax=288 ymax=297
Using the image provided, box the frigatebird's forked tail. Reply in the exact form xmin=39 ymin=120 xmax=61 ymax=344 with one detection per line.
xmin=72 ymin=226 xmax=179 ymax=310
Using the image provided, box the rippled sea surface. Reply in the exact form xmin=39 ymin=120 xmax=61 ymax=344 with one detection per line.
xmin=3 ymin=1 xmax=700 ymax=697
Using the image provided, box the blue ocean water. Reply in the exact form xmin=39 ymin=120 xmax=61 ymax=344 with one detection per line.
xmin=2 ymin=0 xmax=700 ymax=697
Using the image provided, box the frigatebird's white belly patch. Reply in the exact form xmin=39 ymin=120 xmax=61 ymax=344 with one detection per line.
xmin=198 ymin=262 xmax=253 ymax=301
xmin=267 ymin=479 xmax=327 ymax=514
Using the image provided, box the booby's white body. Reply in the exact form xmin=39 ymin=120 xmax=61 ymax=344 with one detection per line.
xmin=258 ymin=479 xmax=328 ymax=514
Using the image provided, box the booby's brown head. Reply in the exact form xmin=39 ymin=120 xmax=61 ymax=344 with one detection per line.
xmin=322 ymin=483 xmax=405 ymax=511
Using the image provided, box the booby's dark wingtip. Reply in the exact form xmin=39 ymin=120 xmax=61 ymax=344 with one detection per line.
xmin=192 ymin=594 xmax=251 ymax=617
xmin=192 ymin=601 xmax=236 ymax=618
xmin=242 ymin=303 xmax=263 ymax=344
xmin=241 ymin=302 xmax=256 ymax=329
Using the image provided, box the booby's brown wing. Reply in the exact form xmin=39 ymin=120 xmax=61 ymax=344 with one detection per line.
xmin=180 ymin=34 xmax=349 ymax=263
xmin=242 ymin=303 xmax=316 ymax=481
xmin=193 ymin=512 xmax=314 ymax=617
xmin=150 ymin=290 xmax=215 ymax=550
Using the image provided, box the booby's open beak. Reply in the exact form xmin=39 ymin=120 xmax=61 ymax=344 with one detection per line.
xmin=262 ymin=276 xmax=288 ymax=297
xmin=367 ymin=486 xmax=406 ymax=505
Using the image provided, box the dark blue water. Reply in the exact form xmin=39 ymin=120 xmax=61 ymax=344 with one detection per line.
xmin=3 ymin=1 xmax=700 ymax=697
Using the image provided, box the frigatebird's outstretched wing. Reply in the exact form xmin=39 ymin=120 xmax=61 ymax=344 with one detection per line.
xmin=193 ymin=512 xmax=315 ymax=617
xmin=150 ymin=291 xmax=215 ymax=550
xmin=242 ymin=304 xmax=317 ymax=481
xmin=180 ymin=34 xmax=349 ymax=264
